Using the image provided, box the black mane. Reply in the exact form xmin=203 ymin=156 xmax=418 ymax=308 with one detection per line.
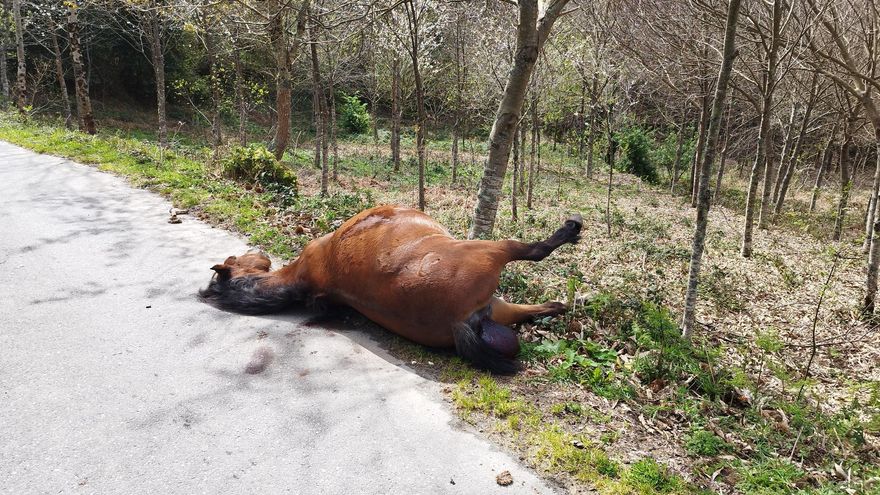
xmin=198 ymin=276 xmax=306 ymax=315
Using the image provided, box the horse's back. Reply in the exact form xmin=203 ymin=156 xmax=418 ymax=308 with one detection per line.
xmin=322 ymin=206 xmax=495 ymax=346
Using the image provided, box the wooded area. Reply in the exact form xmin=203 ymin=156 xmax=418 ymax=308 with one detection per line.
xmin=1 ymin=0 xmax=879 ymax=493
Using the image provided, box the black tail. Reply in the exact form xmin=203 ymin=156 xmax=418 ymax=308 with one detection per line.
xmin=198 ymin=276 xmax=305 ymax=315
xmin=452 ymin=317 xmax=521 ymax=375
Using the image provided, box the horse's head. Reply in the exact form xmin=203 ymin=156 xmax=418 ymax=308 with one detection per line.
xmin=209 ymin=251 xmax=272 ymax=282
xmin=199 ymin=251 xmax=304 ymax=315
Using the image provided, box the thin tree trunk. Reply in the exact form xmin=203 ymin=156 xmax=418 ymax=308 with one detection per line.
xmin=268 ymin=1 xmax=308 ymax=159
xmin=321 ymin=82 xmax=329 ymax=190
xmin=67 ymin=1 xmax=95 ymax=135
xmin=233 ymin=29 xmax=247 ymax=146
xmin=713 ymin=106 xmax=731 ymax=201
xmin=605 ymin=104 xmax=616 ymax=237
xmin=810 ymin=128 xmax=836 ymax=212
xmin=578 ymin=76 xmax=586 ymax=174
xmin=511 ymin=122 xmax=519 ymax=220
xmin=863 ymin=122 xmax=880 ymax=313
xmin=742 ymin=0 xmax=782 ymax=257
xmin=391 ymin=56 xmax=401 ymax=172
xmin=772 ymin=103 xmax=798 ymax=204
xmin=759 ymin=134 xmax=777 ymax=229
xmin=535 ymin=116 xmax=541 ymax=186
xmin=146 ymin=6 xmax=168 ymax=146
xmin=586 ymin=74 xmax=599 ymax=179
xmin=451 ymin=19 xmax=463 ymax=184
xmin=308 ymin=24 xmax=326 ymax=196
xmin=329 ymin=79 xmax=338 ymax=181
xmin=864 ymin=118 xmax=880 ymax=253
xmin=527 ymin=95 xmax=537 ymax=209
xmin=671 ymin=119 xmax=686 ymax=193
xmin=404 ymin=0 xmax=427 ymax=211
xmin=714 ymin=134 xmax=729 ymax=202
xmin=690 ymin=93 xmax=710 ymax=207
xmin=205 ymin=24 xmax=222 ymax=158
xmin=49 ymin=26 xmax=72 ymax=128
xmin=0 ymin=35 xmax=8 ymax=105
xmin=370 ymin=97 xmax=379 ymax=146
xmin=776 ymin=85 xmax=817 ymax=214
xmin=12 ymin=0 xmax=25 ymax=113
xmin=0 ymin=0 xmax=8 ymax=107
xmin=832 ymin=121 xmax=854 ymax=242
xmin=469 ymin=0 xmax=570 ymax=239
xmin=519 ymin=118 xmax=527 ymax=193
xmin=682 ymin=0 xmax=742 ymax=339
xmin=270 ymin=10 xmax=290 ymax=159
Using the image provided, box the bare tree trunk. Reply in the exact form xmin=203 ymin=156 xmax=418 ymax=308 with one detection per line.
xmin=605 ymin=104 xmax=616 ymax=237
xmin=586 ymin=74 xmax=599 ymax=179
xmin=205 ymin=23 xmax=222 ymax=158
xmin=12 ymin=0 xmax=25 ymax=113
xmin=772 ymin=103 xmax=798 ymax=204
xmin=0 ymin=0 xmax=8 ymax=107
xmin=810 ymin=128 xmax=836 ymax=212
xmin=233 ymin=30 xmax=247 ymax=146
xmin=403 ymin=0 xmax=426 ymax=211
xmin=714 ymin=134 xmax=729 ymax=201
xmin=759 ymin=135 xmax=777 ymax=229
xmin=146 ymin=6 xmax=168 ymax=147
xmin=866 ymin=177 xmax=879 ymax=250
xmin=0 ymin=36 xmax=8 ymax=105
xmin=776 ymin=84 xmax=817 ymax=215
xmin=308 ymin=25 xmax=326 ymax=196
xmin=832 ymin=121 xmax=854 ymax=242
xmin=742 ymin=0 xmax=781 ymax=257
xmin=469 ymin=0 xmax=570 ymax=238
xmin=329 ymin=78 xmax=338 ymax=181
xmin=671 ymin=119 xmax=686 ymax=193
xmin=270 ymin=10 xmax=290 ymax=159
xmin=690 ymin=94 xmax=710 ymax=207
xmin=390 ymin=56 xmax=401 ymax=172
xmin=862 ymin=138 xmax=880 ymax=315
xmin=519 ymin=118 xmax=527 ymax=193
xmin=527 ymin=94 xmax=537 ymax=209
xmin=451 ymin=19 xmax=463 ymax=184
xmin=49 ymin=26 xmax=72 ymax=128
xmin=67 ymin=2 xmax=95 ymax=135
xmin=321 ymin=83 xmax=329 ymax=190
xmin=578 ymin=76 xmax=586 ymax=174
xmin=511 ymin=123 xmax=519 ymax=220
xmin=682 ymin=0 xmax=742 ymax=339
xmin=369 ymin=97 xmax=379 ymax=144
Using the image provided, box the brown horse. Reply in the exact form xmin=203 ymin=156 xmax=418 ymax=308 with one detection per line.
xmin=199 ymin=205 xmax=582 ymax=373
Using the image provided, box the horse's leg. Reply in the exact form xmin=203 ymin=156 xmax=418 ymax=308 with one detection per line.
xmin=489 ymin=296 xmax=566 ymax=325
xmin=501 ymin=214 xmax=583 ymax=262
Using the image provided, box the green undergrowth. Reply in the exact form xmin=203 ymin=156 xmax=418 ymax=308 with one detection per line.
xmin=450 ymin=369 xmax=695 ymax=494
xmin=512 ymin=288 xmax=878 ymax=493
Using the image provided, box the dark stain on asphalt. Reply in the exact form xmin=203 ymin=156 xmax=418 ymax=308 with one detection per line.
xmin=245 ymin=346 xmax=274 ymax=374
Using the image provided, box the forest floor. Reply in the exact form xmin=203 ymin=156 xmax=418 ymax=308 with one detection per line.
xmin=2 ymin=109 xmax=878 ymax=495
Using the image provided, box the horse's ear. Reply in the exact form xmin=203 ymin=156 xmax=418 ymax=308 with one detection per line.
xmin=211 ymin=264 xmax=232 ymax=282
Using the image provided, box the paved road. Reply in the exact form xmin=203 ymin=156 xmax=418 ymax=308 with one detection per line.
xmin=0 ymin=141 xmax=556 ymax=495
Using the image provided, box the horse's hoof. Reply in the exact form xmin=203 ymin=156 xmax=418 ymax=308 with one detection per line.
xmin=565 ymin=214 xmax=583 ymax=231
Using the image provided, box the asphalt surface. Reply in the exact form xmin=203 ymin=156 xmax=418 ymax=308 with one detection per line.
xmin=0 ymin=141 xmax=557 ymax=495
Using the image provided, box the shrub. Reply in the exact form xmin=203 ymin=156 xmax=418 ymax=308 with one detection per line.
xmin=221 ymin=145 xmax=298 ymax=191
xmin=618 ymin=126 xmax=658 ymax=183
xmin=685 ymin=429 xmax=730 ymax=457
xmin=624 ymin=458 xmax=681 ymax=493
xmin=339 ymin=93 xmax=371 ymax=134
